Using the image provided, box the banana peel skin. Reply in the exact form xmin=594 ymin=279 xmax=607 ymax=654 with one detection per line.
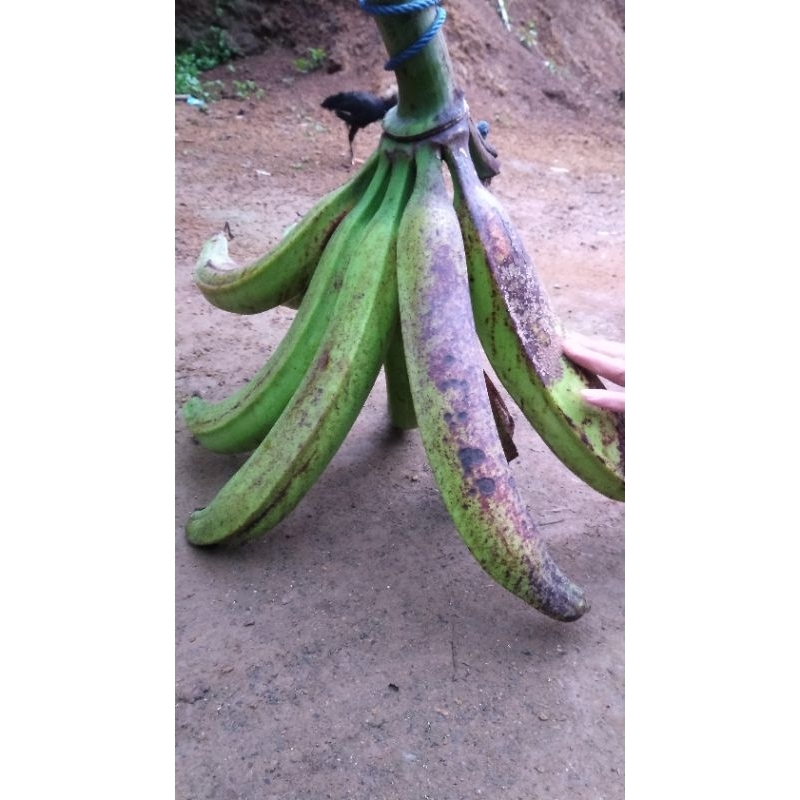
xmin=446 ymin=138 xmax=625 ymax=501
xmin=183 ymin=111 xmax=623 ymax=623
xmin=396 ymin=145 xmax=589 ymax=621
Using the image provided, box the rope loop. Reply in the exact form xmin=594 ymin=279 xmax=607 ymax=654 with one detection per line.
xmin=358 ymin=1 xmax=447 ymax=70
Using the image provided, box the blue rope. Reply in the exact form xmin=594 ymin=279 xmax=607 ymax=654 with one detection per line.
xmin=358 ymin=1 xmax=447 ymax=70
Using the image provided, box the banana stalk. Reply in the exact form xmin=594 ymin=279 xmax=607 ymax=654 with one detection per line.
xmin=182 ymin=1 xmax=623 ymax=623
xmin=370 ymin=1 xmax=459 ymax=139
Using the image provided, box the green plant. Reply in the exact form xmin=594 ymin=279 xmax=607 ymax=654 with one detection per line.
xmin=293 ymin=47 xmax=327 ymax=74
xmin=175 ymin=53 xmax=224 ymax=101
xmin=187 ymin=26 xmax=237 ymax=71
xmin=232 ymin=79 xmax=265 ymax=100
xmin=175 ymin=25 xmax=239 ymax=99
xmin=175 ymin=52 xmax=204 ymax=96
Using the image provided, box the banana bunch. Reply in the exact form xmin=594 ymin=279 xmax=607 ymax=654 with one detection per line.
xmin=183 ymin=110 xmax=623 ymax=623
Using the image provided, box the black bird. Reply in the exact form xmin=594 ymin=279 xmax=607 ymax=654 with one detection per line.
xmin=321 ymin=90 xmax=398 ymax=164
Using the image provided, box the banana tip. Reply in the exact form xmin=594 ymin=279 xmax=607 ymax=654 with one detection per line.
xmin=560 ymin=597 xmax=591 ymax=622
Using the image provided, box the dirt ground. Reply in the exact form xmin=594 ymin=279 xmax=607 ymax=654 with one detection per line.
xmin=176 ymin=3 xmax=624 ymax=797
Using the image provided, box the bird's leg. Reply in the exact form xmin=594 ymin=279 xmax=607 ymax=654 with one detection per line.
xmin=348 ymin=127 xmax=358 ymax=167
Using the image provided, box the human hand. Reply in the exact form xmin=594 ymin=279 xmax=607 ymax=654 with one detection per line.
xmin=562 ymin=332 xmax=625 ymax=412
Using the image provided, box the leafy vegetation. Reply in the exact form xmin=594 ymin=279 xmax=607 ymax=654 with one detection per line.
xmin=176 ymin=56 xmax=227 ymax=100
xmin=293 ymin=48 xmax=327 ymax=74
xmin=175 ymin=26 xmax=263 ymax=102
xmin=176 ymin=26 xmax=236 ymax=99
xmin=185 ymin=25 xmax=237 ymax=71
xmin=232 ymin=79 xmax=265 ymax=100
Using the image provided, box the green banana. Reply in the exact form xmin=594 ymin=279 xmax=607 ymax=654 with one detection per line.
xmin=383 ymin=326 xmax=417 ymax=430
xmin=193 ymin=149 xmax=379 ymax=315
xmin=397 ymin=144 xmax=589 ymax=622
xmin=186 ymin=151 xmax=414 ymax=547
xmin=445 ymin=138 xmax=625 ymax=502
xmin=182 ymin=155 xmax=392 ymax=454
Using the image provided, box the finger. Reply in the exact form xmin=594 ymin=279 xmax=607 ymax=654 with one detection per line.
xmin=581 ymin=388 xmax=625 ymax=413
xmin=564 ymin=332 xmax=625 ymax=358
xmin=562 ymin=340 xmax=625 ymax=386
